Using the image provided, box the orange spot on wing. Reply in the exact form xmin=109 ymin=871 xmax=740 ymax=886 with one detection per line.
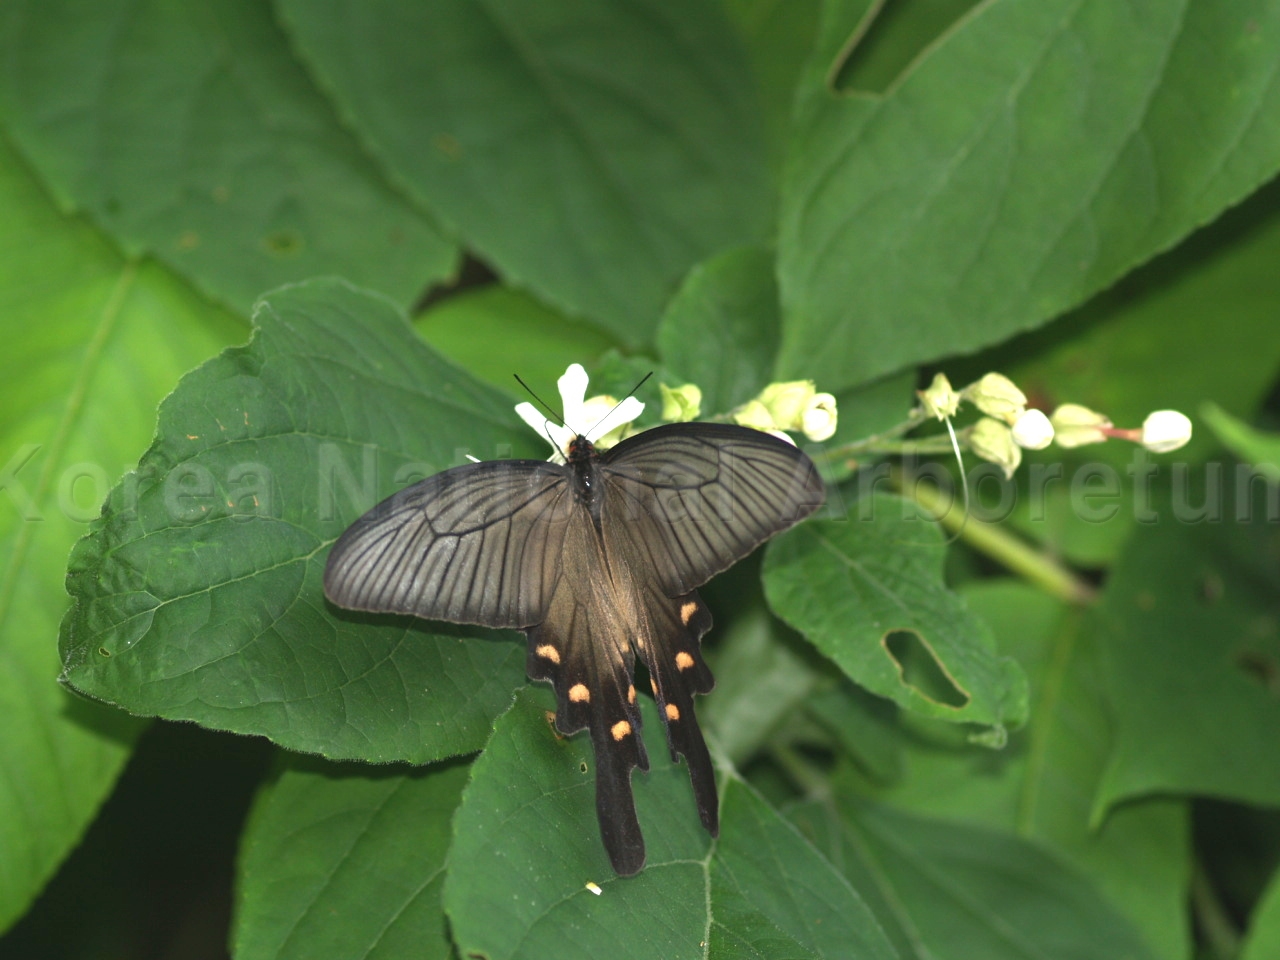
xmin=665 ymin=703 xmax=680 ymax=721
xmin=627 ymin=684 xmax=636 ymax=704
xmin=680 ymin=601 xmax=698 ymax=625
xmin=536 ymin=644 xmax=561 ymax=664
xmin=610 ymin=720 xmax=632 ymax=741
xmin=675 ymin=652 xmax=695 ymax=671
xmin=569 ymin=683 xmax=590 ymax=703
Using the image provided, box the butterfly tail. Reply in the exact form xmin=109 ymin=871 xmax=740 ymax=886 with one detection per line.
xmin=638 ymin=591 xmax=720 ymax=838
xmin=526 ymin=595 xmax=651 ymax=875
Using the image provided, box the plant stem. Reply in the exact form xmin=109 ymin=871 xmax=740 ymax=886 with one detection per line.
xmin=898 ymin=469 xmax=1098 ymax=606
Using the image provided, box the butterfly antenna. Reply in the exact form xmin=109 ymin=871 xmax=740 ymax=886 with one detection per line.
xmin=514 ymin=374 xmax=568 ymax=429
xmin=586 ymin=372 xmax=652 ymax=437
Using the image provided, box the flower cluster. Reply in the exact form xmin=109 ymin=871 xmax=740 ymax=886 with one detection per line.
xmin=918 ymin=372 xmax=1192 ymax=478
xmin=515 ymin=365 xmax=839 ymax=462
xmin=727 ymin=380 xmax=838 ymax=444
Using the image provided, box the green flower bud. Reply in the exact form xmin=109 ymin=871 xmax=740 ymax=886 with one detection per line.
xmin=1049 ymin=403 xmax=1112 ymax=448
xmin=659 ymin=382 xmax=702 ymax=422
xmin=732 ymin=399 xmax=778 ymax=432
xmin=917 ymin=372 xmax=961 ymax=420
xmin=962 ymin=373 xmax=1027 ymax=424
xmin=969 ymin=417 xmax=1022 ymax=479
xmin=757 ymin=380 xmax=816 ymax=430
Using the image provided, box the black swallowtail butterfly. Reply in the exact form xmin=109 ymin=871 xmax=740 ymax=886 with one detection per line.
xmin=323 ymin=421 xmax=825 ymax=874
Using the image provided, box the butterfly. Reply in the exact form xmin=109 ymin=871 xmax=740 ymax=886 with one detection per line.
xmin=323 ymin=420 xmax=825 ymax=875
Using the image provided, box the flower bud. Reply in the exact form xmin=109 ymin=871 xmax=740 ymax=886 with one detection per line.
xmin=1010 ymin=408 xmax=1054 ymax=450
xmin=757 ymin=380 xmax=817 ymax=430
xmin=962 ymin=373 xmax=1027 ymax=424
xmin=660 ymin=382 xmax=702 ymax=422
xmin=732 ymin=399 xmax=778 ymax=432
xmin=918 ymin=372 xmax=961 ymax=421
xmin=1141 ymin=410 xmax=1192 ymax=453
xmin=969 ymin=417 xmax=1022 ymax=479
xmin=802 ymin=393 xmax=838 ymax=442
xmin=1049 ymin=403 xmax=1112 ymax=448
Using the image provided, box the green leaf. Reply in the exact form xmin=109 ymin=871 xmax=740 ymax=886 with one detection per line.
xmin=59 ymin=279 xmax=530 ymax=763
xmin=277 ymin=0 xmax=771 ymax=344
xmin=0 ymin=136 xmax=243 ymax=931
xmin=1202 ymin=402 xmax=1280 ymax=476
xmin=790 ymin=797 xmax=1159 ymax=960
xmin=1095 ymin=494 xmax=1280 ymax=812
xmin=445 ymin=687 xmax=898 ymax=960
xmin=778 ymin=0 xmax=1280 ymax=391
xmin=1242 ymin=868 xmax=1280 ymax=960
xmin=657 ymin=246 xmax=781 ymax=416
xmin=233 ymin=755 xmax=467 ymax=960
xmin=721 ymin=0 xmax=824 ymax=166
xmin=415 ymin=286 xmax=621 ymax=400
xmin=0 ymin=0 xmax=456 ymax=316
xmin=868 ymin=582 xmax=1191 ymax=959
xmin=763 ymin=493 xmax=1029 ymax=728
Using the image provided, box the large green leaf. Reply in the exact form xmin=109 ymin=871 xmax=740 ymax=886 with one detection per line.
xmin=59 ymin=279 xmax=530 ymax=763
xmin=763 ymin=493 xmax=1029 ymax=729
xmin=778 ymin=0 xmax=1280 ymax=390
xmin=233 ymin=755 xmax=467 ymax=960
xmin=277 ymin=0 xmax=771 ymax=344
xmin=868 ymin=582 xmax=1190 ymax=959
xmin=445 ymin=687 xmax=898 ymax=960
xmin=0 ymin=137 xmax=243 ymax=931
xmin=0 ymin=0 xmax=456 ymax=316
xmin=790 ymin=797 xmax=1159 ymax=960
xmin=1095 ymin=491 xmax=1280 ymax=811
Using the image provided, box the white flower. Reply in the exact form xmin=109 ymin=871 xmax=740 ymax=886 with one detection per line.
xmin=1141 ymin=410 xmax=1192 ymax=453
xmin=1049 ymin=403 xmax=1112 ymax=448
xmin=802 ymin=392 xmax=838 ymax=442
xmin=515 ymin=363 xmax=644 ymax=462
xmin=962 ymin=373 xmax=1027 ymax=424
xmin=1010 ymin=408 xmax=1054 ymax=450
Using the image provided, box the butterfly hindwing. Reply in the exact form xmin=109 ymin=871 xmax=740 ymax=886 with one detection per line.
xmin=324 ymin=458 xmax=572 ymax=627
xmin=632 ymin=587 xmax=718 ymax=837
xmin=526 ymin=508 xmax=650 ymax=876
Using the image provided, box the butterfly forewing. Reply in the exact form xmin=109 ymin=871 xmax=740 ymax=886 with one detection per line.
xmin=323 ymin=458 xmax=573 ymax=627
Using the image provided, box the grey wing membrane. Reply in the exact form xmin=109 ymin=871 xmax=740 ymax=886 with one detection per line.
xmin=323 ymin=459 xmax=573 ymax=628
xmin=600 ymin=423 xmax=826 ymax=597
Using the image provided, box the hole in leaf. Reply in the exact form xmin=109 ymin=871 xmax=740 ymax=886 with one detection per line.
xmin=261 ymin=228 xmax=304 ymax=258
xmin=834 ymin=0 xmax=981 ymax=95
xmin=579 ymin=761 xmax=589 ymax=775
xmin=883 ymin=630 xmax=970 ymax=708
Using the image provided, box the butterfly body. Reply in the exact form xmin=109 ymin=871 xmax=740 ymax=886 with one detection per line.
xmin=324 ymin=422 xmax=825 ymax=875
